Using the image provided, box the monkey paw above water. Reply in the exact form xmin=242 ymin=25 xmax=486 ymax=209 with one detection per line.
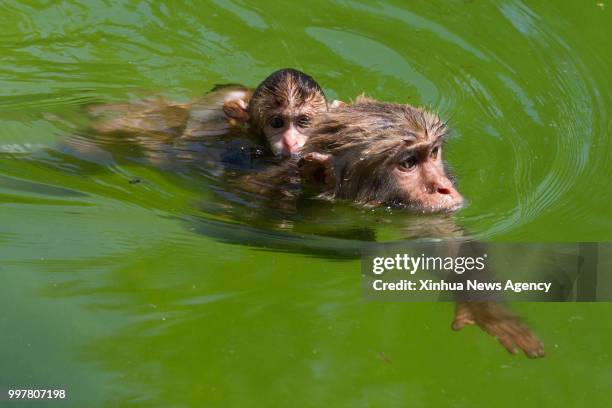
xmin=297 ymin=152 xmax=336 ymax=190
xmin=452 ymin=302 xmax=545 ymax=359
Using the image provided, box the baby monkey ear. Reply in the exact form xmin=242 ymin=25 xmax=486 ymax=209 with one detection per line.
xmin=329 ymin=100 xmax=346 ymax=110
xmin=298 ymin=152 xmax=336 ymax=191
xmin=223 ymin=98 xmax=250 ymax=124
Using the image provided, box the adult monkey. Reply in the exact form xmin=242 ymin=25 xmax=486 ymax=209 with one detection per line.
xmin=238 ymin=97 xmax=544 ymax=358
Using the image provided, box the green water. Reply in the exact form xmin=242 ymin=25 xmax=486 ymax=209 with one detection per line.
xmin=1 ymin=1 xmax=611 ymax=406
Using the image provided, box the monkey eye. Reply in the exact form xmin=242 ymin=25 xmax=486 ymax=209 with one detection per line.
xmin=297 ymin=115 xmax=311 ymax=128
xmin=430 ymin=146 xmax=439 ymax=159
xmin=399 ymin=156 xmax=418 ymax=170
xmin=269 ymin=116 xmax=285 ymax=129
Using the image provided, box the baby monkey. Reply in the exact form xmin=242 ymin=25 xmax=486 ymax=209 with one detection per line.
xmin=90 ymin=68 xmax=336 ymax=157
xmin=224 ymin=68 xmax=339 ymax=156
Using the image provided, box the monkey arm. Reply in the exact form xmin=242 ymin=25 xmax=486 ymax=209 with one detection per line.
xmin=452 ymin=302 xmax=545 ymax=358
xmin=444 ymin=241 xmax=545 ymax=359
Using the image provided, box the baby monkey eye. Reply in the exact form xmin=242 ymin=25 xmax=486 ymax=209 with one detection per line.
xmin=430 ymin=146 xmax=440 ymax=159
xmin=269 ymin=116 xmax=285 ymax=129
xmin=399 ymin=156 xmax=418 ymax=170
xmin=297 ymin=115 xmax=311 ymax=128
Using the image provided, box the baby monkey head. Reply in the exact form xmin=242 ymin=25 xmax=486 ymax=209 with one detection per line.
xmin=299 ymin=97 xmax=464 ymax=213
xmin=224 ymin=68 xmax=328 ymax=157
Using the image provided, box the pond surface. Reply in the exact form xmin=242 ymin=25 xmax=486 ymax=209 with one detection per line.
xmin=1 ymin=1 xmax=611 ymax=406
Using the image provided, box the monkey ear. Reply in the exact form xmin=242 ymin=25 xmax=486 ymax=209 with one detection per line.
xmin=298 ymin=152 xmax=336 ymax=191
xmin=329 ymin=100 xmax=346 ymax=110
xmin=223 ymin=99 xmax=250 ymax=123
xmin=354 ymin=94 xmax=375 ymax=105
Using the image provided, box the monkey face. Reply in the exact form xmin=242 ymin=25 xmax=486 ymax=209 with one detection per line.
xmin=299 ymin=144 xmax=463 ymax=213
xmin=390 ymin=144 xmax=464 ymax=212
xmin=244 ymin=68 xmax=329 ymax=157
xmin=262 ymin=110 xmax=312 ymax=156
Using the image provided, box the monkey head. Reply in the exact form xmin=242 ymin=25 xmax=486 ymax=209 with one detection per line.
xmin=298 ymin=97 xmax=464 ymax=213
xmin=223 ymin=68 xmax=328 ymax=157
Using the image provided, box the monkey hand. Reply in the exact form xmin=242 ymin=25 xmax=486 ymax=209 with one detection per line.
xmin=298 ymin=152 xmax=336 ymax=190
xmin=452 ymin=302 xmax=545 ymax=358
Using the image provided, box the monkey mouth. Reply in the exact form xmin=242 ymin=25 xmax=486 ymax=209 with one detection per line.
xmin=441 ymin=201 xmax=464 ymax=213
xmin=388 ymin=199 xmax=464 ymax=214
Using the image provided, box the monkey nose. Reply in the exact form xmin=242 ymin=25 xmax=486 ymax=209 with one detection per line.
xmin=437 ymin=187 xmax=451 ymax=195
xmin=282 ymin=139 xmax=299 ymax=155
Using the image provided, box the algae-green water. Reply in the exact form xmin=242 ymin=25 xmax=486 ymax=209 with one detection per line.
xmin=1 ymin=1 xmax=611 ymax=406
